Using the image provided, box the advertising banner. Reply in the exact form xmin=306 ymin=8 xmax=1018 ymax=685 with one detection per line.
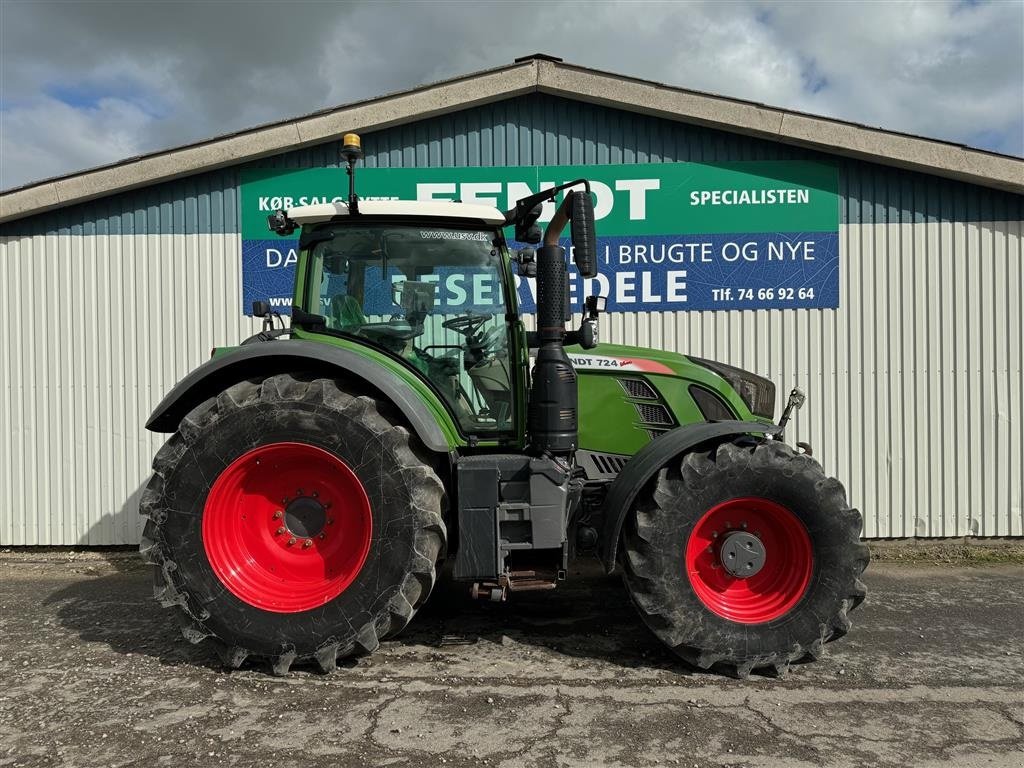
xmin=239 ymin=161 xmax=839 ymax=314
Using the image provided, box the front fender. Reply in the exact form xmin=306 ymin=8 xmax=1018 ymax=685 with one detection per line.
xmin=599 ymin=420 xmax=780 ymax=572
xmin=145 ymin=340 xmax=454 ymax=453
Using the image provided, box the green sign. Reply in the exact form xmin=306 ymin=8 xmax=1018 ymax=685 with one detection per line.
xmin=242 ymin=161 xmax=837 ymax=237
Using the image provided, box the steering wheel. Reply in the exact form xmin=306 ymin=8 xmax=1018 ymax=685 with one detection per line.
xmin=442 ymin=312 xmax=490 ymax=337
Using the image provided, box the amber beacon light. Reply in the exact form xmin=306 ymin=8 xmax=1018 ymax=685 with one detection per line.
xmin=341 ymin=133 xmax=363 ymax=212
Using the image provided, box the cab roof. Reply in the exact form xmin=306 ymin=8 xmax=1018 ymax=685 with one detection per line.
xmin=286 ymin=200 xmax=507 ymax=226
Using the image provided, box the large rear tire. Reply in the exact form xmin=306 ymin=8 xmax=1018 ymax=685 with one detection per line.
xmin=621 ymin=438 xmax=868 ymax=678
xmin=139 ymin=374 xmax=446 ymax=675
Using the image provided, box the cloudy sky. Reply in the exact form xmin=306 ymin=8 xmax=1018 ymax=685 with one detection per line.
xmin=1 ymin=0 xmax=1021 ymax=190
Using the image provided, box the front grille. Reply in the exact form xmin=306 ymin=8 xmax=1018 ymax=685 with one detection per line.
xmin=635 ymin=402 xmax=673 ymax=426
xmin=618 ymin=378 xmax=657 ymax=399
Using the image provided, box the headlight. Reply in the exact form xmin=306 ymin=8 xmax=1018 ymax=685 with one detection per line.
xmin=690 ymin=358 xmax=776 ymax=419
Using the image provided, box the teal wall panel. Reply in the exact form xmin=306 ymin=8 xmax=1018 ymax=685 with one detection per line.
xmin=3 ymin=93 xmax=1020 ymax=239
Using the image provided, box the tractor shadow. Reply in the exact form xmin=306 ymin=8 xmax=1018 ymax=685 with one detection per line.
xmin=45 ymin=554 xmax=690 ymax=676
xmin=43 ymin=492 xmax=227 ymax=674
xmin=44 ymin=557 xmax=228 ymax=673
xmin=393 ymin=560 xmax=694 ymax=675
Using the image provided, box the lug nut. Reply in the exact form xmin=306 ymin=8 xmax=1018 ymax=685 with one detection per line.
xmin=312 ymin=491 xmax=318 ymax=498
xmin=296 ymin=488 xmax=303 ymax=495
xmin=303 ymin=539 xmax=313 ymax=549
xmin=287 ymin=537 xmax=296 ymax=546
xmin=706 ymin=546 xmax=713 ymax=553
xmin=741 ymin=522 xmax=748 ymax=529
xmin=275 ymin=527 xmax=286 ymax=536
xmin=712 ymin=531 xmax=719 ymax=539
xmin=273 ymin=510 xmax=283 ymax=519
xmin=327 ymin=518 xmax=334 ymax=526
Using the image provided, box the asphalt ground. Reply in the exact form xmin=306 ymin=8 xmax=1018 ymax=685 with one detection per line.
xmin=0 ymin=554 xmax=1022 ymax=768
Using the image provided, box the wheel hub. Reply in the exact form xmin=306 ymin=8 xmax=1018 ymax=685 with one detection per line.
xmin=284 ymin=497 xmax=327 ymax=538
xmin=202 ymin=442 xmax=372 ymax=613
xmin=719 ymin=531 xmax=766 ymax=578
xmin=684 ymin=497 xmax=813 ymax=624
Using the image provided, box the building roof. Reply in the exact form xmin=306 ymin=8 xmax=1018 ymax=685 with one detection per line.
xmin=2 ymin=55 xmax=1021 ymax=224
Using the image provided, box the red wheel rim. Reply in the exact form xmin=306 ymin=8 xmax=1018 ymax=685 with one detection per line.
xmin=685 ymin=497 xmax=813 ymax=624
xmin=202 ymin=442 xmax=372 ymax=613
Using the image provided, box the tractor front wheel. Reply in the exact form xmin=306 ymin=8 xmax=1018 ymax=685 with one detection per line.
xmin=139 ymin=374 xmax=446 ymax=674
xmin=621 ymin=438 xmax=868 ymax=677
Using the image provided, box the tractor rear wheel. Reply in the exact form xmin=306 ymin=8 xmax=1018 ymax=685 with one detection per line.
xmin=621 ymin=438 xmax=868 ymax=678
xmin=139 ymin=373 xmax=446 ymax=674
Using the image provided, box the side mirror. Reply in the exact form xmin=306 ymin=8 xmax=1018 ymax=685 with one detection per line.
xmin=577 ymin=319 xmax=597 ymax=349
xmin=519 ymin=224 xmax=542 ymax=245
xmin=565 ymin=294 xmax=605 ymax=350
xmin=570 ymin=191 xmax=597 ymax=278
xmin=514 ymin=204 xmax=543 ymax=244
xmin=514 ymin=247 xmax=537 ymax=278
xmin=252 ymin=299 xmax=278 ymax=332
xmin=267 ymin=210 xmax=298 ymax=236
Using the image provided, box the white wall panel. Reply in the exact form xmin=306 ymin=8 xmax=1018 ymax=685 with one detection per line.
xmin=0 ymin=232 xmax=259 ymax=545
xmin=533 ymin=219 xmax=1022 ymax=540
xmin=1 ymin=218 xmax=1022 ymax=544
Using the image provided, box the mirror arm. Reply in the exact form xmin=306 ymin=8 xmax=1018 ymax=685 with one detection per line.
xmin=504 ymin=179 xmax=591 ymax=227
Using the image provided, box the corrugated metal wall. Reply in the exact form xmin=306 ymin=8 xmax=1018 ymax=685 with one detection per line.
xmin=1 ymin=93 xmax=1021 ymax=544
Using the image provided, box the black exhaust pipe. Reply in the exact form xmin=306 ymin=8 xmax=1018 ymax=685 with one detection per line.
xmin=530 ymin=241 xmax=577 ymax=455
xmin=528 ymin=188 xmax=597 ymax=456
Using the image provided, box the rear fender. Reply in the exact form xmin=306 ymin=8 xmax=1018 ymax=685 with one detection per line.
xmin=145 ymin=340 xmax=453 ymax=453
xmin=599 ymin=420 xmax=780 ymax=572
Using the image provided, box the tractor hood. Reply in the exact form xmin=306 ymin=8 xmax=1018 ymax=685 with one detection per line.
xmin=565 ymin=343 xmax=774 ymax=456
xmin=565 ymin=343 xmax=702 ymax=378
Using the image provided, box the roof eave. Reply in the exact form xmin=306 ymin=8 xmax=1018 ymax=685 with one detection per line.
xmin=534 ymin=60 xmax=1024 ymax=196
xmin=0 ymin=60 xmax=539 ymax=224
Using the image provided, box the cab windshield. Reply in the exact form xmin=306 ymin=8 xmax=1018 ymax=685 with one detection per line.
xmin=305 ymin=224 xmax=513 ymax=433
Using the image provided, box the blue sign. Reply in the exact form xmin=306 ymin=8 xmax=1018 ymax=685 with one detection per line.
xmin=513 ymin=232 xmax=839 ymax=313
xmin=242 ymin=239 xmax=297 ymax=311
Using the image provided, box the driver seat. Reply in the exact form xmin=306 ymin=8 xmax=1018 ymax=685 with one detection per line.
xmin=329 ymin=294 xmax=366 ymax=330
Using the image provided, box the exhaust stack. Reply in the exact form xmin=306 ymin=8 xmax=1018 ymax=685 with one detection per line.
xmin=527 ymin=187 xmax=597 ymax=456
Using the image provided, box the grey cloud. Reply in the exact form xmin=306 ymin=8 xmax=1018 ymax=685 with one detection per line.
xmin=1 ymin=0 xmax=1020 ymax=190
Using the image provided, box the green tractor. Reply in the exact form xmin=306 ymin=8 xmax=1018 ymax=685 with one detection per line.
xmin=141 ymin=134 xmax=868 ymax=678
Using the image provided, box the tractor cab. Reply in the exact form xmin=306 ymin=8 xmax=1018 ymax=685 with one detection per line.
xmin=268 ymin=130 xmax=602 ymax=452
xmin=299 ymin=216 xmax=518 ymax=434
